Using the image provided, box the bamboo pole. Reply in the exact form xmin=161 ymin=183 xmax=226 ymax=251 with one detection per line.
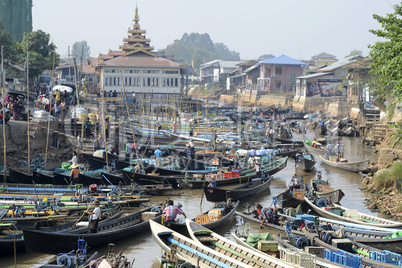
xmin=45 ymin=49 xmax=56 ymax=168
xmin=2 ymin=84 xmax=5 ymax=184
xmin=120 ymin=70 xmax=140 ymax=165
xmin=26 ymin=33 xmax=30 ymax=173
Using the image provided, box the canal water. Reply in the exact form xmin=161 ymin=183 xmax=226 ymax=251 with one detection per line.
xmin=2 ymin=134 xmax=379 ymax=267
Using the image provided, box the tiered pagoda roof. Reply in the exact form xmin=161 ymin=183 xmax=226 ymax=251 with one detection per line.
xmin=119 ymin=5 xmax=156 ymax=57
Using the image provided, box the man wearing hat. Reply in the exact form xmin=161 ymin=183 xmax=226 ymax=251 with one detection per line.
xmin=86 ymin=200 xmax=101 ymax=233
xmin=70 ymin=163 xmax=80 ymax=184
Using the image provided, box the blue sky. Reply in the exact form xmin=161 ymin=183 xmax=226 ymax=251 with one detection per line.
xmin=32 ymin=0 xmax=400 ymax=61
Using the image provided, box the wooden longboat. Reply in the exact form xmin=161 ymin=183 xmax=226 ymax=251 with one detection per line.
xmin=150 ymin=220 xmax=254 ymax=268
xmin=301 ymin=229 xmax=399 ymax=267
xmin=271 ymin=234 xmax=351 ymax=268
xmin=319 ymin=156 xmax=369 ymax=173
xmin=23 ymin=207 xmax=161 ymax=254
xmin=163 ymin=201 xmax=239 ymax=230
xmin=275 ymin=188 xmax=309 ymax=213
xmin=122 ymin=170 xmax=185 ymax=188
xmin=311 ymin=179 xmax=345 ymax=204
xmin=236 ymin=211 xmax=402 ymax=254
xmin=9 ymin=168 xmax=33 ymax=184
xmin=304 ymin=197 xmax=402 ymax=228
xmin=303 ymin=141 xmax=326 ymax=156
xmin=277 ymin=149 xmax=301 ymax=158
xmin=295 ymin=153 xmax=316 ymax=172
xmin=275 ymin=138 xmax=304 ymax=147
xmin=53 ymin=171 xmax=103 ymax=186
xmin=183 ymin=156 xmax=288 ymax=189
xmin=186 ymin=220 xmax=296 ymax=268
xmin=32 ymin=170 xmax=54 ymax=184
xmin=204 ymin=176 xmax=272 ymax=202
xmin=1 ymin=210 xmax=123 ymax=257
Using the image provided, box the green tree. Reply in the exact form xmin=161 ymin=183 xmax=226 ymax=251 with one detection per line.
xmin=369 ymin=3 xmax=402 ymax=101
xmin=72 ymin=40 xmax=91 ymax=65
xmin=257 ymin=54 xmax=275 ymax=61
xmin=347 ymin=49 xmax=363 ymax=57
xmin=162 ymin=33 xmax=240 ymax=71
xmin=18 ymin=30 xmax=60 ymax=79
xmin=0 ymin=21 xmax=13 ymax=58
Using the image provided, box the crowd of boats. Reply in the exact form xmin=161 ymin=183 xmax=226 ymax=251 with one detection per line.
xmin=0 ymin=104 xmax=398 ymax=268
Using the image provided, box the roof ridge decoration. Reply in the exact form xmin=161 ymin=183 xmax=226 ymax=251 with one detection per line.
xmin=120 ymin=4 xmax=156 ymax=57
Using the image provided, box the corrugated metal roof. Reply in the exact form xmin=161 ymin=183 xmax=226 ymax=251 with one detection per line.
xmin=229 ymin=73 xmax=245 ymax=79
xmin=219 ymin=60 xmax=243 ymax=68
xmin=317 ymin=55 xmax=363 ymax=72
xmin=258 ymin=54 xmax=306 ymax=66
xmin=244 ymin=64 xmax=259 ymax=73
xmin=296 ymin=72 xmax=332 ymax=79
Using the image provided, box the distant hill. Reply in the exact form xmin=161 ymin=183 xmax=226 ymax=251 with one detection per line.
xmin=160 ymin=33 xmax=240 ymax=71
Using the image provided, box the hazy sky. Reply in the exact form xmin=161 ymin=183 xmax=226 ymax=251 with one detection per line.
xmin=32 ymin=0 xmax=400 ymax=61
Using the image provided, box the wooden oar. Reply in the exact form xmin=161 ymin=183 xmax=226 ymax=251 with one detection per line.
xmin=68 ymin=198 xmax=98 ymax=232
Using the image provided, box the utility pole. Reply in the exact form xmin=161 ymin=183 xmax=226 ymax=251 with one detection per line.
xmin=1 ymin=45 xmax=3 ymax=89
xmin=1 ymin=45 xmax=6 ymax=184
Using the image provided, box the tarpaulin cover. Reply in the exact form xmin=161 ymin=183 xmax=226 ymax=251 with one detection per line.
xmin=246 ymin=232 xmax=273 ymax=248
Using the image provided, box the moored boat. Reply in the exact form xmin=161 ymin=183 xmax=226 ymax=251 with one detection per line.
xmin=186 ymin=219 xmax=296 ymax=268
xmin=204 ymin=175 xmax=272 ymax=202
xmin=23 ymin=207 xmax=162 ymax=254
xmin=304 ymin=197 xmax=402 ymax=228
xmin=150 ymin=220 xmax=253 ymax=268
xmin=319 ymin=155 xmax=369 ymax=173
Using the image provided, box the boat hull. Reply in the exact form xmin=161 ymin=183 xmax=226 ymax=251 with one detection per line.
xmin=319 ymin=156 xmax=369 ymax=173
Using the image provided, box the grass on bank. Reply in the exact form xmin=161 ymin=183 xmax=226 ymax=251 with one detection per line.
xmin=374 ymin=161 xmax=402 ymax=190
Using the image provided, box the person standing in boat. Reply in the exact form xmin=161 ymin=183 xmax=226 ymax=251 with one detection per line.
xmin=325 ymin=141 xmax=335 ymax=159
xmin=254 ymin=157 xmax=262 ymax=178
xmin=68 ymin=151 xmax=78 ymax=165
xmin=154 ymin=146 xmax=163 ymax=167
xmin=86 ymin=200 xmax=101 ymax=233
xmin=156 ymin=121 xmax=162 ymax=134
xmin=70 ymin=163 xmax=80 ymax=184
xmin=172 ymin=121 xmax=177 ymax=134
xmin=289 ymin=174 xmax=300 ymax=192
xmin=84 ymin=117 xmax=92 ymax=140
xmin=335 ymin=141 xmax=342 ymax=157
xmin=162 ymin=200 xmax=186 ymax=223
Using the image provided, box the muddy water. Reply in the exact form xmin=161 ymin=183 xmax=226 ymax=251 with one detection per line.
xmin=2 ymin=135 xmax=380 ymax=267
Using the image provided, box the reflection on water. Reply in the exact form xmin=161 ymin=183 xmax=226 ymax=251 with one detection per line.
xmin=1 ymin=135 xmax=379 ymax=267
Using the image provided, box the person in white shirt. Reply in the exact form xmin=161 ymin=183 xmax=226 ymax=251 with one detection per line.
xmin=86 ymin=200 xmax=101 ymax=233
xmin=68 ymin=151 xmax=78 ymax=165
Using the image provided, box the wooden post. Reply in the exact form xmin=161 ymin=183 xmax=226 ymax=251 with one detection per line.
xmin=26 ymin=33 xmax=30 ymax=173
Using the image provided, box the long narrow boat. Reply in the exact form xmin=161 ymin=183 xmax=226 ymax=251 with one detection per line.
xmin=150 ymin=220 xmax=254 ymax=268
xmin=0 ymin=210 xmax=123 ymax=257
xmin=236 ymin=211 xmax=402 ymax=254
xmin=23 ymin=207 xmax=162 ymax=254
xmin=8 ymin=168 xmax=33 ymax=184
xmin=186 ymin=219 xmax=297 ymax=268
xmin=295 ymin=153 xmax=316 ymax=171
xmin=163 ymin=200 xmax=239 ymax=230
xmin=275 ymin=188 xmax=309 ymax=213
xmin=204 ymin=176 xmax=272 ymax=202
xmin=303 ymin=140 xmax=326 ymax=156
xmin=183 ymin=156 xmax=288 ymax=189
xmin=301 ymin=228 xmax=399 ymax=267
xmin=304 ymin=197 xmax=402 ymax=228
xmin=318 ymin=155 xmax=369 ymax=173
xmin=311 ymin=178 xmax=345 ymax=204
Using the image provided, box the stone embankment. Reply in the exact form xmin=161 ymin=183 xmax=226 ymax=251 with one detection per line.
xmin=0 ymin=121 xmax=73 ymax=169
xmin=362 ymin=148 xmax=402 ymax=219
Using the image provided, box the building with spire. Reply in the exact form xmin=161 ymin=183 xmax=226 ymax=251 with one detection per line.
xmin=94 ymin=5 xmax=188 ymax=96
